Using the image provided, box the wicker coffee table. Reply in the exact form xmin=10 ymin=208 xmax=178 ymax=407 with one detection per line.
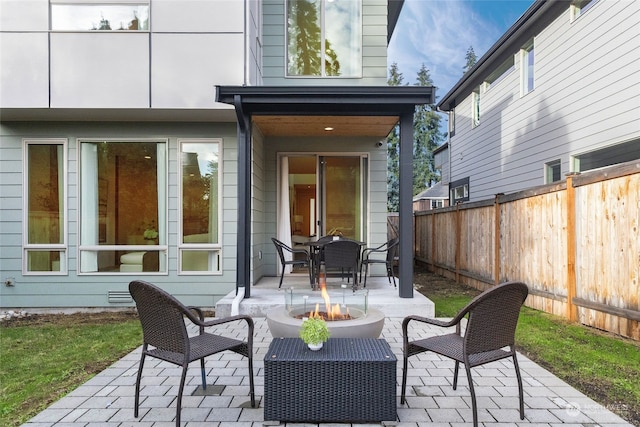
xmin=263 ymin=337 xmax=397 ymax=423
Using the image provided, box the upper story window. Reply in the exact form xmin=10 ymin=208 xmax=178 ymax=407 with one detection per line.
xmin=78 ymin=140 xmax=166 ymax=274
xmin=472 ymin=87 xmax=481 ymax=127
xmin=286 ymin=0 xmax=362 ymax=77
xmin=521 ymin=39 xmax=535 ymax=95
xmin=485 ymin=56 xmax=515 ymax=90
xmin=571 ymin=0 xmax=598 ymax=21
xmin=24 ymin=139 xmax=67 ymax=274
xmin=51 ymin=1 xmax=149 ymax=31
xmin=179 ymin=140 xmax=223 ymax=274
xmin=450 ymin=177 xmax=469 ymax=204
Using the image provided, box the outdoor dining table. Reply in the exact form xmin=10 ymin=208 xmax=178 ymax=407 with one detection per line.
xmin=306 ymin=236 xmax=365 ymax=286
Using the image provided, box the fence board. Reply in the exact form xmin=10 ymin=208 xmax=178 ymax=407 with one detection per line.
xmin=409 ymin=160 xmax=640 ymax=340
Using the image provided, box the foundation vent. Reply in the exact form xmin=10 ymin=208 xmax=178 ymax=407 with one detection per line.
xmin=108 ymin=290 xmax=132 ymax=304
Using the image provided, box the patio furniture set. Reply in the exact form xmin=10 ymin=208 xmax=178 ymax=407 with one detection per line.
xmin=129 ymin=279 xmax=529 ymax=427
xmin=272 ymin=235 xmax=399 ymax=290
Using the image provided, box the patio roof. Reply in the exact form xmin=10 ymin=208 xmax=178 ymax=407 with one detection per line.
xmin=215 ymin=85 xmax=435 ymax=299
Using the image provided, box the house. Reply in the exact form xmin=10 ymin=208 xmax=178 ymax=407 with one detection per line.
xmin=0 ymin=0 xmax=432 ymax=308
xmin=436 ymin=0 xmax=640 ymax=204
xmin=412 ymin=182 xmax=449 ymax=211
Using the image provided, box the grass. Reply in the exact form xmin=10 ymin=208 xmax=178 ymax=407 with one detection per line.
xmin=0 ymin=313 xmax=142 ymax=427
xmin=1 ymin=279 xmax=639 ymax=426
xmin=426 ymin=285 xmax=640 ymax=425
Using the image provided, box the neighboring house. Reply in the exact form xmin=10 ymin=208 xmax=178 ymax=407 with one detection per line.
xmin=437 ymin=0 xmax=640 ymax=204
xmin=0 ymin=0 xmax=431 ymax=308
xmin=412 ymin=182 xmax=449 ymax=211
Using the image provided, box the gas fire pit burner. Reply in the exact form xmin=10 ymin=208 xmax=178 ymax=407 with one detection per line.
xmin=266 ymin=286 xmax=385 ymax=338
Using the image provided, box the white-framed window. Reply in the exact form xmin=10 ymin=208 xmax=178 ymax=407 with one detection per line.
xmin=485 ymin=56 xmax=515 ymax=90
xmin=571 ymin=0 xmax=598 ymax=21
xmin=78 ymin=140 xmax=167 ymax=274
xmin=472 ymin=87 xmax=481 ymax=127
xmin=572 ymin=139 xmax=640 ymax=172
xmin=23 ymin=139 xmax=68 ymax=274
xmin=431 ymin=199 xmax=444 ymax=209
xmin=449 ymin=107 xmax=456 ymax=137
xmin=450 ymin=177 xmax=469 ymax=204
xmin=179 ymin=139 xmax=223 ymax=274
xmin=545 ymin=159 xmax=562 ymax=183
xmin=286 ymin=0 xmax=362 ymax=77
xmin=51 ymin=0 xmax=149 ymax=31
xmin=521 ymin=39 xmax=535 ymax=95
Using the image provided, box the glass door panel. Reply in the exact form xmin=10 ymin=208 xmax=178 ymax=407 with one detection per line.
xmin=320 ymin=156 xmax=363 ymax=241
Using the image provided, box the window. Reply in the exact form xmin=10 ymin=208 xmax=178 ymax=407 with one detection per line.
xmin=573 ymin=140 xmax=640 ymax=172
xmin=485 ymin=56 xmax=515 ymax=89
xmin=472 ymin=88 xmax=481 ymax=127
xmin=179 ymin=140 xmax=222 ymax=274
xmin=545 ymin=159 xmax=562 ymax=183
xmin=286 ymin=0 xmax=361 ymax=77
xmin=449 ymin=108 xmax=456 ymax=138
xmin=521 ymin=40 xmax=535 ymax=95
xmin=431 ymin=199 xmax=444 ymax=209
xmin=24 ymin=140 xmax=67 ymax=274
xmin=571 ymin=0 xmax=598 ymax=21
xmin=79 ymin=140 xmax=166 ymax=274
xmin=450 ymin=177 xmax=470 ymax=204
xmin=51 ymin=1 xmax=149 ymax=31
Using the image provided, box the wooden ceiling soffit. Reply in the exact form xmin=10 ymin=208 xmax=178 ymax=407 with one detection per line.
xmin=252 ymin=115 xmax=399 ymax=137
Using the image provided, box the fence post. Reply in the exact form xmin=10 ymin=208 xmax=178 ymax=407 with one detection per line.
xmin=455 ymin=203 xmax=461 ymax=283
xmin=494 ymin=194 xmax=503 ymax=285
xmin=566 ymin=173 xmax=578 ymax=322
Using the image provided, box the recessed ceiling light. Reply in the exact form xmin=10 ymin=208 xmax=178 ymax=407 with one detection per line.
xmin=324 ymin=127 xmax=334 ymax=131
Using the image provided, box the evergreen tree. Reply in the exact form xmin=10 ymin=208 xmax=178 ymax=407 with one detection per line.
xmin=385 ymin=63 xmax=444 ymax=211
xmin=386 ymin=63 xmax=404 ymax=212
xmin=463 ymin=45 xmax=477 ymax=74
xmin=412 ymin=64 xmax=444 ymax=196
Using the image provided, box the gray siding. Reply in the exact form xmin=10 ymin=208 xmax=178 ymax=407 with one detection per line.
xmin=449 ymin=0 xmax=640 ymax=202
xmin=262 ymin=0 xmax=389 ymax=85
xmin=0 ymin=122 xmax=239 ymax=308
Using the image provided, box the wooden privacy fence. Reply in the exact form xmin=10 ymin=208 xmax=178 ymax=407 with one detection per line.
xmin=413 ymin=160 xmax=640 ymax=340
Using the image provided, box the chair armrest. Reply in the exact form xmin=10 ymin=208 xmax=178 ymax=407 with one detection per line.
xmin=403 ymin=314 xmax=456 ymax=329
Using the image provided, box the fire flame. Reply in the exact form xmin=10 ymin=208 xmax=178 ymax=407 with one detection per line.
xmin=308 ymin=283 xmax=349 ymax=320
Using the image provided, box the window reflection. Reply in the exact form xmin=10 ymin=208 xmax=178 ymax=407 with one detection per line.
xmin=287 ymin=0 xmax=361 ymax=77
xmin=51 ymin=4 xmax=149 ymax=31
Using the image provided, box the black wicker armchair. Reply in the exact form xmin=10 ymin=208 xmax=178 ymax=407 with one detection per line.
xmin=401 ymin=281 xmax=529 ymax=427
xmin=129 ymin=280 xmax=255 ymax=427
xmin=360 ymin=237 xmax=398 ymax=287
xmin=272 ymin=237 xmax=313 ymax=288
xmin=321 ymin=239 xmax=362 ymax=289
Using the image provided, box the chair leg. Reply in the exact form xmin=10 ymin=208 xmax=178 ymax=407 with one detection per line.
xmin=453 ymin=360 xmax=460 ymax=389
xmin=400 ymin=353 xmax=409 ymax=404
xmin=176 ymin=364 xmax=188 ymax=427
xmin=464 ymin=363 xmax=478 ymax=427
xmin=200 ymin=358 xmax=207 ymax=390
xmin=512 ymin=350 xmax=525 ymax=420
xmin=248 ymin=355 xmax=256 ymax=407
xmin=134 ymin=350 xmax=146 ymax=418
xmin=278 ymin=265 xmax=285 ymax=288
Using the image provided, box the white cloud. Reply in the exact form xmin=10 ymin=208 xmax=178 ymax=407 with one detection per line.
xmin=389 ymin=0 xmax=512 ymax=99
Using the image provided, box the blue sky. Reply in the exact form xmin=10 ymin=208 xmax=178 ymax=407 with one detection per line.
xmin=388 ymin=0 xmax=534 ymax=101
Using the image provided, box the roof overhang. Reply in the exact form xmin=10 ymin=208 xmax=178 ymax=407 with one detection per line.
xmin=437 ymin=0 xmax=567 ymax=112
xmin=216 ymin=85 xmax=435 ymax=137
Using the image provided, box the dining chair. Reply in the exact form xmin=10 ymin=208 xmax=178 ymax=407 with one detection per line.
xmin=401 ymin=281 xmax=529 ymax=427
xmin=321 ymin=239 xmax=361 ymax=288
xmin=271 ymin=237 xmax=313 ymax=288
xmin=129 ymin=280 xmax=255 ymax=427
xmin=360 ymin=237 xmax=399 ymax=287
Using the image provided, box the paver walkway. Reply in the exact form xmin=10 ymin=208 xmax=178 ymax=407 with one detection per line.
xmin=23 ymin=317 xmax=632 ymax=426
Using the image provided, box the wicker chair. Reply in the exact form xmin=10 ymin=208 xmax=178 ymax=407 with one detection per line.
xmin=401 ymin=281 xmax=529 ymax=427
xmin=271 ymin=237 xmax=312 ymax=288
xmin=360 ymin=237 xmax=399 ymax=287
xmin=129 ymin=280 xmax=255 ymax=427
xmin=321 ymin=239 xmax=361 ymax=288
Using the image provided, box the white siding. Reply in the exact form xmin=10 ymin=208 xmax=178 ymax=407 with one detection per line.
xmin=449 ymin=0 xmax=640 ymax=201
xmin=0 ymin=32 xmax=49 ymax=108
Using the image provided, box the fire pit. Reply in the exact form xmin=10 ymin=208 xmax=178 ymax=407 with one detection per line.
xmin=266 ymin=285 xmax=385 ymax=338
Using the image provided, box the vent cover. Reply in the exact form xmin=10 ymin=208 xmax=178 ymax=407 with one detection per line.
xmin=108 ymin=290 xmax=132 ymax=303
